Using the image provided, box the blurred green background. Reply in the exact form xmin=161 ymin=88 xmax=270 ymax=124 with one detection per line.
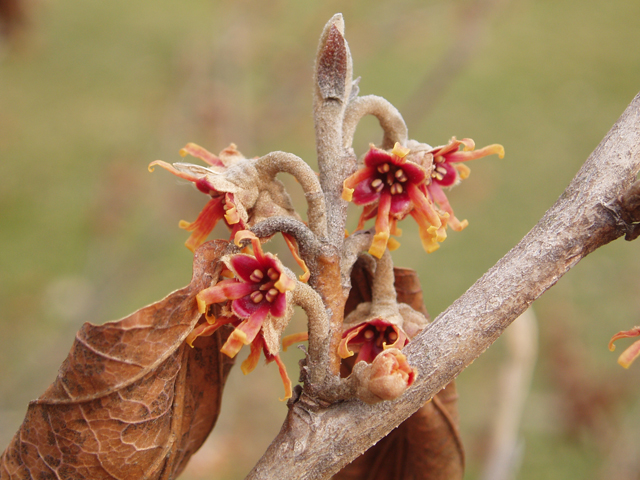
xmin=1 ymin=0 xmax=640 ymax=479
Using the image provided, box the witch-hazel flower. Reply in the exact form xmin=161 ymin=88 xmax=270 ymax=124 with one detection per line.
xmin=149 ymin=143 xmax=300 ymax=253
xmin=337 ymin=252 xmax=428 ymax=403
xmin=149 ymin=143 xmax=253 ymax=252
xmin=426 ymin=136 xmax=505 ymax=233
xmin=342 ymin=142 xmax=442 ymax=258
xmin=192 ymin=230 xmax=296 ymax=398
xmin=343 ymin=138 xmax=504 ymax=256
xmin=196 ymin=230 xmax=295 ymax=355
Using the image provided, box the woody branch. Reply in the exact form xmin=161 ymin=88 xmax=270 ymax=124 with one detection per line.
xmin=245 ymin=93 xmax=640 ymax=480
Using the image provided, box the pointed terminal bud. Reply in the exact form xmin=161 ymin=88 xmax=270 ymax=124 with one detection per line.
xmin=317 ymin=18 xmax=348 ymax=101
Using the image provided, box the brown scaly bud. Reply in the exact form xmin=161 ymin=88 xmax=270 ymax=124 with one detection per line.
xmin=352 ymin=347 xmax=417 ymax=404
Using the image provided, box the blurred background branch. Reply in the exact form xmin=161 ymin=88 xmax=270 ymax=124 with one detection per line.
xmin=481 ymin=308 xmax=538 ymax=480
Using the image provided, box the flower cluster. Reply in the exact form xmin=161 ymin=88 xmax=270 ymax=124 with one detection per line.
xmin=150 ymin=142 xmax=311 ymax=281
xmin=187 ymin=230 xmax=296 ymax=399
xmin=149 ymin=143 xmax=250 ymax=252
xmin=343 ymin=138 xmax=504 ymax=257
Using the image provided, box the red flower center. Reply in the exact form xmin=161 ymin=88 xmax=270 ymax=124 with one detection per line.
xmin=369 ymin=161 xmax=411 ymax=196
xmin=247 ymin=267 xmax=283 ymax=305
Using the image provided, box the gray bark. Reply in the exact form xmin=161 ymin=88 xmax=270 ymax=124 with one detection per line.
xmin=245 ymin=93 xmax=640 ymax=480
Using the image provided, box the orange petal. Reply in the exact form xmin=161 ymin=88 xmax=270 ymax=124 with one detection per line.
xmin=389 ymin=218 xmax=402 ymax=237
xmin=617 ymin=340 xmax=640 ymax=369
xmin=454 ymin=163 xmax=471 ymax=180
xmin=391 ymin=142 xmax=410 ymax=162
xmin=273 ymin=353 xmax=293 ymax=401
xmin=179 ymin=142 xmax=225 ymax=167
xmin=369 ymin=232 xmax=389 ymax=259
xmin=234 ymin=229 xmax=259 ymax=247
xmin=186 ymin=323 xmax=210 ymax=347
xmin=369 ymin=193 xmax=392 ymax=258
xmin=342 ymin=167 xmax=376 ymax=202
xmin=447 ymin=143 xmax=505 ymax=162
xmin=282 ymin=232 xmax=310 ymax=282
xmin=274 ymin=270 xmax=296 ymax=294
xmin=234 ymin=229 xmax=269 ymax=264
xmin=338 ymin=325 xmax=365 ymax=358
xmin=411 ymin=210 xmax=442 ymax=253
xmin=186 ymin=316 xmax=234 ymax=347
xmin=241 ymin=339 xmax=263 ymax=374
xmin=282 ymin=332 xmax=309 ymax=352
xmin=387 ymin=237 xmax=401 ymax=251
xmin=220 ymin=328 xmax=248 ymax=358
xmin=608 ymin=326 xmax=640 ymax=350
xmin=382 ymin=326 xmax=408 ymax=351
xmin=459 ymin=138 xmax=475 ymax=151
xmin=148 ymin=160 xmax=199 ymax=182
xmin=406 ymin=183 xmax=441 ymax=228
xmin=179 ymin=197 xmax=226 ymax=252
xmin=609 ymin=326 xmax=640 ymax=368
xmin=223 ymin=193 xmax=241 ymax=225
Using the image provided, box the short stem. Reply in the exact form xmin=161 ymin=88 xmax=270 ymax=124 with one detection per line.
xmin=340 ymin=230 xmax=374 ymax=290
xmin=369 ymin=249 xmax=397 ymax=309
xmin=342 ymin=95 xmax=408 ymax=151
xmin=312 ymin=247 xmax=346 ymax=377
xmin=293 ymin=282 xmax=331 ymax=386
xmin=254 ymin=152 xmax=328 ymax=239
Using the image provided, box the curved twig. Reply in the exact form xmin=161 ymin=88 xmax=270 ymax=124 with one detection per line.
xmin=342 ymin=95 xmax=409 ymax=151
xmin=251 ymin=216 xmax=320 ymax=254
xmin=340 ymin=230 xmax=374 ymax=289
xmin=292 ymin=282 xmax=331 ymax=386
xmin=254 ymin=152 xmax=328 ymax=239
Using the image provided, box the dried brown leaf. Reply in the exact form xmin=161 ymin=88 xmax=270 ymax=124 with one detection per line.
xmin=0 ymin=241 xmax=234 ymax=480
xmin=335 ymin=258 xmax=464 ymax=480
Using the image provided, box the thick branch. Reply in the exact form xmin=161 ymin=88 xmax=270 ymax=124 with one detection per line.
xmin=246 ymin=93 xmax=640 ymax=480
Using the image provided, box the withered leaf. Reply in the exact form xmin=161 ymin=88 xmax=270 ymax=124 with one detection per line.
xmin=1 ymin=241 xmax=234 ymax=480
xmin=335 ymin=259 xmax=464 ymax=480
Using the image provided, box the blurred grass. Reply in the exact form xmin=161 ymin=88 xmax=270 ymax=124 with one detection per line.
xmin=1 ymin=0 xmax=640 ymax=478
